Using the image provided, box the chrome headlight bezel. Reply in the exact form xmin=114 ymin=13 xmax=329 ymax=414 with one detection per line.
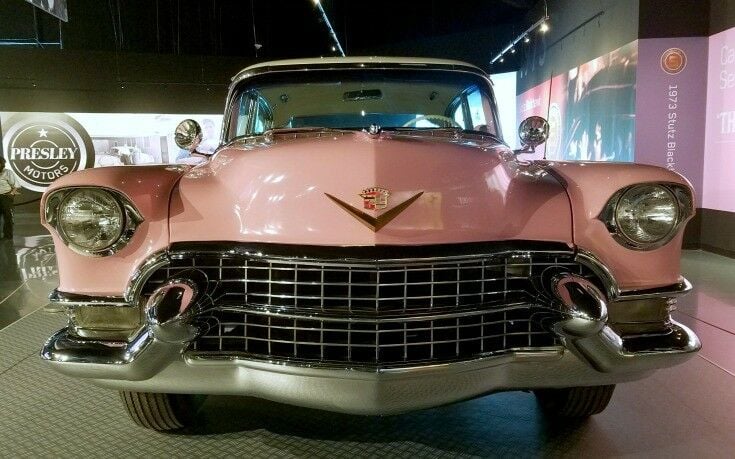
xmin=599 ymin=183 xmax=693 ymax=251
xmin=45 ymin=187 xmax=144 ymax=257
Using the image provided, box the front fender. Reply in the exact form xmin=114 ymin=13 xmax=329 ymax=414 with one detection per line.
xmin=41 ymin=165 xmax=189 ymax=296
xmin=542 ymin=161 xmax=694 ymax=291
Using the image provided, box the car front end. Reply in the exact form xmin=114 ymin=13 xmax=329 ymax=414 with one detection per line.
xmin=39 ymin=57 xmax=700 ymax=428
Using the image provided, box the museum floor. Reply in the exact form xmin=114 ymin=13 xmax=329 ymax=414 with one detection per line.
xmin=1 ymin=223 xmax=734 ymax=457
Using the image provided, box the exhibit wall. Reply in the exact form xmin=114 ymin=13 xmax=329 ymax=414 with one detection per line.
xmin=700 ymin=25 xmax=735 ymax=255
xmin=0 ymin=112 xmax=222 ymax=198
xmin=517 ymin=40 xmax=637 ymax=162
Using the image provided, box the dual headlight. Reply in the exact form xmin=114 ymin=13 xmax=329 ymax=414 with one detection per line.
xmin=601 ymin=183 xmax=693 ymax=250
xmin=45 ymin=188 xmax=143 ymax=256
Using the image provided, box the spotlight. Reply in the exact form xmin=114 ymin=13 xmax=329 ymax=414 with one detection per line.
xmin=331 ymin=46 xmax=336 ymax=52
xmin=510 ymin=47 xmax=516 ymax=54
xmin=524 ymin=35 xmax=530 ymax=43
xmin=499 ymin=57 xmax=504 ymax=63
xmin=540 ymin=21 xmax=549 ymax=33
xmin=312 ymin=0 xmax=320 ymax=4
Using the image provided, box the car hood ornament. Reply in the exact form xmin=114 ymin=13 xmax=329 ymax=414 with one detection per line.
xmin=359 ymin=186 xmax=391 ymax=210
xmin=325 ymin=188 xmax=424 ymax=232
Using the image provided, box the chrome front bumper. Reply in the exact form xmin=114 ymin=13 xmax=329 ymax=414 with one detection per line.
xmin=41 ymin=274 xmax=700 ymax=415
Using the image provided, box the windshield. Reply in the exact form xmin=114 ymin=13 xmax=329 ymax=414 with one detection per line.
xmin=225 ymin=68 xmax=501 ymax=141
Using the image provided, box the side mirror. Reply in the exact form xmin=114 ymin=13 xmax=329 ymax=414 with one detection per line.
xmin=174 ymin=119 xmax=203 ymax=152
xmin=514 ymin=116 xmax=549 ymax=154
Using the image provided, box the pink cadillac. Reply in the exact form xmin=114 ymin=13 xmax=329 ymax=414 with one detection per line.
xmin=40 ymin=57 xmax=699 ymax=430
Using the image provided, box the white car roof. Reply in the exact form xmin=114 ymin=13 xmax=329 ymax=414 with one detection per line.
xmin=232 ymin=56 xmax=485 ymax=81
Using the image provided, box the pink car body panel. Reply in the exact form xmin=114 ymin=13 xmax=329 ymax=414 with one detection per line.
xmin=42 ymin=134 xmax=693 ymax=297
xmin=543 ymin=161 xmax=694 ymax=290
xmin=40 ymin=165 xmax=188 ymax=295
xmin=168 ymin=132 xmax=573 ymax=247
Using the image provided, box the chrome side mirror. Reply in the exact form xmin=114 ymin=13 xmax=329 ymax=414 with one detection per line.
xmin=514 ymin=116 xmax=549 ymax=154
xmin=174 ymin=119 xmax=203 ymax=152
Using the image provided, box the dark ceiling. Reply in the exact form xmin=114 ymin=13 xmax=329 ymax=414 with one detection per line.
xmin=0 ymin=0 xmax=538 ymax=63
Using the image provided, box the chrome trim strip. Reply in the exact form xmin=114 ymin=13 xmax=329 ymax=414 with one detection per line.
xmin=48 ymin=289 xmax=129 ymax=307
xmin=184 ymin=346 xmax=566 ymax=373
xmin=166 ymin=247 xmax=575 ymax=266
xmin=575 ymin=249 xmax=691 ymax=301
xmin=41 ymin=318 xmax=700 ymax=382
xmin=124 ymin=250 xmax=171 ymax=303
xmin=618 ymin=277 xmax=692 ymax=301
xmin=202 ymin=302 xmax=551 ymax=323
xmin=574 ymin=248 xmax=620 ymax=298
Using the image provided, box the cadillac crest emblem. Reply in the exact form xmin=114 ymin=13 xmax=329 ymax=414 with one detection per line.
xmin=360 ymin=187 xmax=391 ymax=210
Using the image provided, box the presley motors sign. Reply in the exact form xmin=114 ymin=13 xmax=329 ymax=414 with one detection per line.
xmin=1 ymin=114 xmax=94 ymax=192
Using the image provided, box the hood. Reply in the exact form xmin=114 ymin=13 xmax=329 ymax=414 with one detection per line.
xmin=169 ymin=131 xmax=572 ymax=246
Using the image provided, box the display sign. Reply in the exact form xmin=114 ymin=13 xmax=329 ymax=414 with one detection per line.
xmin=703 ymin=27 xmax=735 ymax=212
xmin=0 ymin=112 xmax=223 ymax=193
xmin=2 ymin=114 xmax=94 ymax=192
xmin=516 ymin=41 xmax=638 ymax=162
xmin=24 ymin=0 xmax=68 ymax=22
xmin=635 ymin=37 xmax=707 ymax=205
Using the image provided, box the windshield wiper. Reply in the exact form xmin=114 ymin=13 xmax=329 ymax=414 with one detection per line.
xmin=266 ymin=126 xmax=359 ymax=134
xmin=381 ymin=126 xmax=503 ymax=142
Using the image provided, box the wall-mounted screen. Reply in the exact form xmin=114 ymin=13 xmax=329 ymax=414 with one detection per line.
xmin=517 ymin=41 xmax=638 ymax=162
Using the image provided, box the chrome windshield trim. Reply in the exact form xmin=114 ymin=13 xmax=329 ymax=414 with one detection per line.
xmin=220 ymin=64 xmax=501 ymax=146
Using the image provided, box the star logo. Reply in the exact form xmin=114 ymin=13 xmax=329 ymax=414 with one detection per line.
xmin=38 ymin=128 xmax=49 ymax=138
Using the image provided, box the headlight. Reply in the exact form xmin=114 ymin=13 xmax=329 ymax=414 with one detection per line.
xmin=46 ymin=187 xmax=143 ymax=256
xmin=615 ymin=185 xmax=678 ymax=245
xmin=600 ymin=183 xmax=692 ymax=250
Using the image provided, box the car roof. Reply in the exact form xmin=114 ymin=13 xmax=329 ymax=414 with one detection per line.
xmin=232 ymin=56 xmax=486 ymax=82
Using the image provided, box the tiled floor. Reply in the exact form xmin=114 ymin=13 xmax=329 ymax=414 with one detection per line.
xmin=1 ymin=231 xmax=734 ymax=457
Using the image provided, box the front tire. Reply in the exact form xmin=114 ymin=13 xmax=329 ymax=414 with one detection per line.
xmin=534 ymin=385 xmax=615 ymax=418
xmin=120 ymin=391 xmax=197 ymax=431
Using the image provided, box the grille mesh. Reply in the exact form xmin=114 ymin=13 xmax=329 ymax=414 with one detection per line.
xmin=192 ymin=306 xmax=560 ymax=365
xmin=141 ymin=247 xmax=596 ymax=367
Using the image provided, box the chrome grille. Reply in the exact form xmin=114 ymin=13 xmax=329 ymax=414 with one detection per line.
xmin=141 ymin=245 xmax=598 ymax=367
xmin=192 ymin=305 xmax=561 ymax=365
xmin=144 ymin=250 xmax=590 ymax=314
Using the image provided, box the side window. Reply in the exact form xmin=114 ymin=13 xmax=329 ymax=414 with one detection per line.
xmin=231 ymin=92 xmax=273 ymax=138
xmin=452 ymin=103 xmax=465 ymax=127
xmin=447 ymin=87 xmax=497 ymax=134
xmin=466 ymin=89 xmax=487 ymax=129
xmin=251 ymin=99 xmax=272 ymax=134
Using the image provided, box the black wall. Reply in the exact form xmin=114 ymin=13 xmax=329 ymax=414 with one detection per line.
xmin=0 ymin=47 xmax=249 ymax=113
xmin=709 ymin=0 xmax=735 ymax=35
xmin=639 ymin=0 xmax=710 ymax=38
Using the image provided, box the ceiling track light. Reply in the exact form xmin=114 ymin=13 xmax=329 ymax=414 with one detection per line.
xmin=490 ymin=15 xmax=550 ymax=65
xmin=311 ymin=0 xmax=345 ymax=57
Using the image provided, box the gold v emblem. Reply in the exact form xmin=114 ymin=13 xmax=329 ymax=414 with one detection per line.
xmin=325 ymin=191 xmax=424 ymax=232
